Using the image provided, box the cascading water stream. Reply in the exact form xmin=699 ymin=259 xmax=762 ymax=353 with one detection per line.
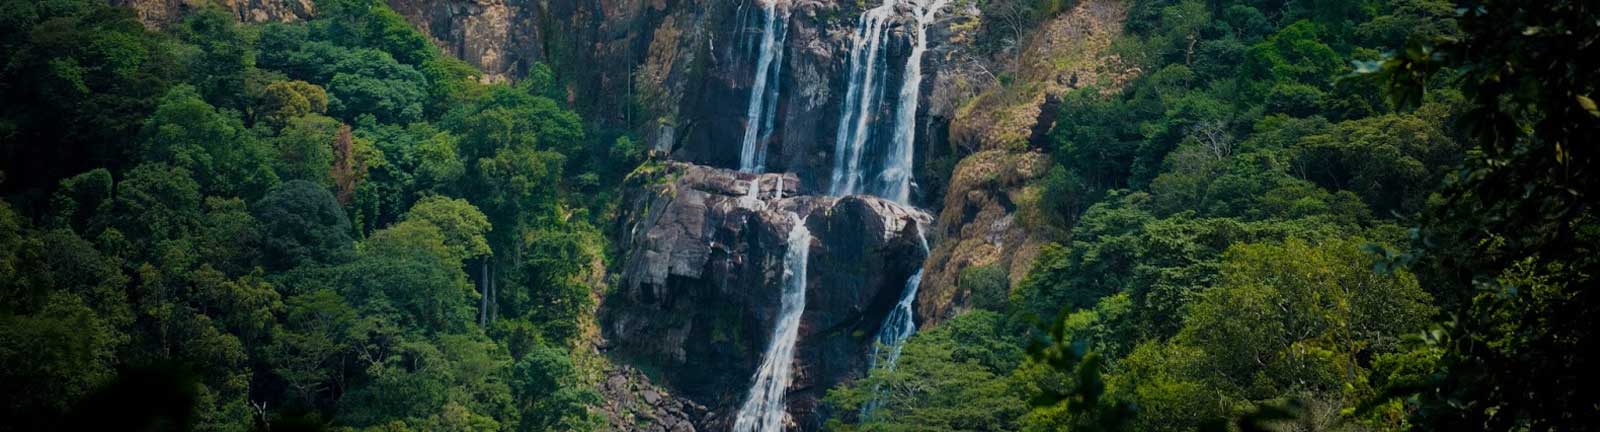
xmin=828 ymin=1 xmax=898 ymax=196
xmin=732 ymin=214 xmax=812 ymax=432
xmin=729 ymin=1 xmax=950 ymax=425
xmin=739 ymin=0 xmax=790 ymax=173
xmin=860 ymin=224 xmax=929 ymax=417
xmin=830 ymin=0 xmax=949 ymax=203
xmin=872 ymin=0 xmax=949 ymax=203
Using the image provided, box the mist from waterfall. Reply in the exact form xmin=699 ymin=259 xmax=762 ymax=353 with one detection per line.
xmin=732 ymin=215 xmax=812 ymax=432
xmin=740 ymin=0 xmax=790 ymax=173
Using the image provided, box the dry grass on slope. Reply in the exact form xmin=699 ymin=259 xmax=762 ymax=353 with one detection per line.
xmin=919 ymin=0 xmax=1136 ymax=325
xmin=949 ymin=0 xmax=1131 ymax=153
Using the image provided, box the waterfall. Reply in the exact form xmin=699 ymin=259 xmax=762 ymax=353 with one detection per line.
xmin=867 ymin=230 xmax=927 ymax=369
xmin=742 ymin=177 xmax=767 ymax=210
xmin=872 ymin=0 xmax=948 ymax=203
xmin=860 ymin=225 xmax=929 ymax=418
xmin=828 ymin=1 xmax=898 ymax=196
xmin=739 ymin=0 xmax=790 ymax=173
xmin=725 ymin=1 xmax=952 ymax=425
xmin=732 ymin=215 xmax=813 ymax=432
xmin=830 ymin=0 xmax=949 ymax=203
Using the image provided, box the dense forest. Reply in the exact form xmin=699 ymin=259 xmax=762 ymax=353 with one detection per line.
xmin=1 ymin=0 xmax=622 ymax=429
xmin=1 ymin=0 xmax=1594 ymax=431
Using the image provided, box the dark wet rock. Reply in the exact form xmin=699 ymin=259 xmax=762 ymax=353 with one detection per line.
xmin=604 ymin=161 xmax=930 ymax=430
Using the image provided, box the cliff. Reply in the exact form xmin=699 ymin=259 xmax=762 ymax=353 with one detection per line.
xmin=605 ymin=161 xmax=931 ymax=430
xmin=112 ymin=0 xmax=313 ymax=25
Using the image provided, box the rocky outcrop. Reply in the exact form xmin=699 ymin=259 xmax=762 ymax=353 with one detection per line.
xmin=917 ymin=0 xmax=1132 ymax=325
xmin=385 ymin=0 xmax=542 ymax=82
xmin=649 ymin=0 xmax=864 ymax=186
xmin=604 ymin=161 xmax=930 ymax=430
xmin=113 ymin=0 xmax=313 ymax=26
xmin=598 ymin=365 xmax=707 ymax=432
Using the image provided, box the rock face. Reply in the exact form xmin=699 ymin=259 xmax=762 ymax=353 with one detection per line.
xmin=598 ymin=365 xmax=708 ymax=432
xmin=352 ymin=0 xmax=979 ymax=204
xmin=631 ymin=1 xmax=978 ymax=199
xmin=113 ymin=0 xmax=313 ymax=26
xmin=385 ymin=0 xmax=540 ymax=82
xmin=917 ymin=0 xmax=1132 ymax=325
xmin=605 ymin=162 xmax=930 ymax=430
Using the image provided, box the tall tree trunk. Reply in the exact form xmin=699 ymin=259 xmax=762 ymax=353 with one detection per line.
xmin=488 ymin=262 xmax=497 ymax=323
xmin=479 ymin=259 xmax=489 ymax=327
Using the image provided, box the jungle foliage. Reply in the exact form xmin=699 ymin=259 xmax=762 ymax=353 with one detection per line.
xmin=0 ymin=0 xmax=634 ymax=430
xmin=824 ymin=1 xmax=1598 ymax=431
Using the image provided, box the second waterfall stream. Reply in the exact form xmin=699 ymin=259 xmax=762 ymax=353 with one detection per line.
xmin=731 ymin=213 xmax=812 ymax=432
xmin=739 ymin=0 xmax=789 ymax=173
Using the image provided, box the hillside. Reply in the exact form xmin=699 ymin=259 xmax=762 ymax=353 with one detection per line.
xmin=2 ymin=0 xmax=1597 ymax=431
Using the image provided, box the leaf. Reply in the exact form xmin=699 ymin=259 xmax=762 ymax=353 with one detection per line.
xmin=1578 ymin=95 xmax=1599 ymax=117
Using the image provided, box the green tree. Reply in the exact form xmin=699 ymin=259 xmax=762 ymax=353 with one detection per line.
xmin=139 ymin=85 xmax=279 ymax=199
xmin=342 ymin=220 xmax=475 ymax=334
xmin=175 ymin=7 xmax=255 ymax=109
xmin=1108 ymin=238 xmax=1433 ymax=430
xmin=510 ymin=344 xmax=601 ymax=432
xmin=47 ymin=168 xmax=114 ymax=233
xmin=825 ymin=311 xmax=1027 ymax=431
xmin=111 ymin=163 xmax=204 ymax=252
xmin=0 ymin=293 xmax=122 ymax=427
xmin=510 ymin=229 xmax=597 ymax=344
xmin=269 ymin=114 xmax=342 ymax=185
xmin=258 ymin=80 xmax=330 ymax=128
xmin=401 ymin=196 xmax=492 ymax=263
xmin=1371 ymin=1 xmax=1600 ymax=429
xmin=268 ymin=288 xmax=357 ymax=408
xmin=1291 ymin=103 xmax=1459 ymax=216
xmin=252 ymin=180 xmax=355 ymax=272
xmin=325 ymin=49 xmax=427 ymax=124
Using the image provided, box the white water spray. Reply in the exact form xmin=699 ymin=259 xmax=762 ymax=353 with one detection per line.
xmin=732 ymin=215 xmax=812 ymax=432
xmin=740 ymin=0 xmax=790 ymax=173
xmin=741 ymin=177 xmax=766 ymax=210
xmin=873 ymin=0 xmax=948 ymax=203
xmin=828 ymin=1 xmax=898 ymax=196
xmin=829 ymin=0 xmax=949 ymax=203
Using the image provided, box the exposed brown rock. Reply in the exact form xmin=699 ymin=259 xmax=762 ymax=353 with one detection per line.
xmin=387 ymin=0 xmax=540 ymax=82
xmin=918 ymin=0 xmax=1133 ymax=326
xmin=112 ymin=0 xmax=313 ymax=27
xmin=947 ymin=0 xmax=1130 ymax=154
